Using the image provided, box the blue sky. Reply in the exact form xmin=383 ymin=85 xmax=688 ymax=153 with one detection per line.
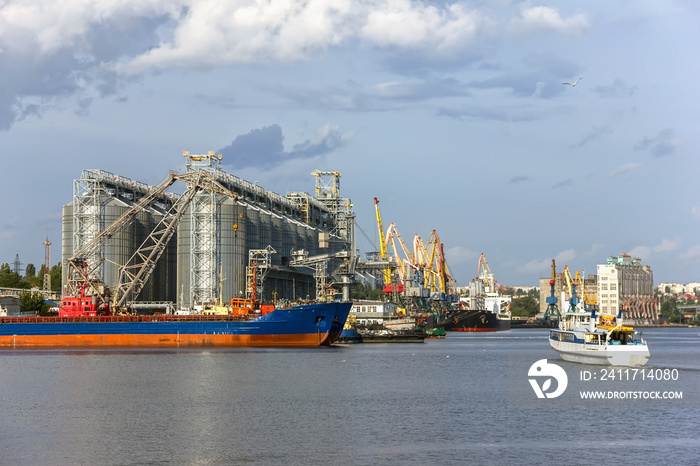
xmin=1 ymin=0 xmax=698 ymax=287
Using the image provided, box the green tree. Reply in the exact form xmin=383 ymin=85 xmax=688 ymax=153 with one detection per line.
xmin=351 ymin=283 xmax=384 ymax=301
xmin=0 ymin=263 xmax=22 ymax=288
xmin=20 ymin=291 xmax=48 ymax=314
xmin=20 ymin=265 xmax=42 ymax=289
xmin=660 ymin=299 xmax=680 ymax=323
xmin=51 ymin=262 xmax=62 ymax=292
xmin=511 ymin=296 xmax=539 ymax=317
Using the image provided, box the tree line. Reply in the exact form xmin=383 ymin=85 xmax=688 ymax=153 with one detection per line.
xmin=0 ymin=262 xmax=63 ymax=315
xmin=0 ymin=262 xmax=62 ymax=291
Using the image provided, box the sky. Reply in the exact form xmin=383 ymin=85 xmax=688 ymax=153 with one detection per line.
xmin=1 ymin=0 xmax=698 ymax=288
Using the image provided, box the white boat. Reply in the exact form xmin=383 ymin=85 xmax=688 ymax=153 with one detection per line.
xmin=549 ymin=307 xmax=650 ymax=366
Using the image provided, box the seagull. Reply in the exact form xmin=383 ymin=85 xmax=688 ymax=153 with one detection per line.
xmin=563 ymin=77 xmax=582 ymax=87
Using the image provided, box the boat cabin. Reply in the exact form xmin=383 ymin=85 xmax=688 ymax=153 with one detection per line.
xmin=561 ymin=312 xmax=591 ymax=330
xmin=60 ymin=296 xmax=109 ymax=317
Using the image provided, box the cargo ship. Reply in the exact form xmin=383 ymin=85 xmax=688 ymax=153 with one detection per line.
xmin=443 ymin=308 xmax=511 ymax=332
xmin=0 ymin=301 xmax=352 ymax=348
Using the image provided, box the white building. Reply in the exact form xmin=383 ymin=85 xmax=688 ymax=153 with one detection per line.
xmin=350 ymin=300 xmax=399 ymax=326
xmin=658 ymin=282 xmax=700 ymax=295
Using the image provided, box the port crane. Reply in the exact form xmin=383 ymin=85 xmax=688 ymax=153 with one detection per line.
xmin=65 ymin=167 xmax=242 ymax=313
xmin=543 ymin=259 xmax=560 ymax=322
xmin=561 ymin=265 xmax=582 ymax=312
xmin=476 ymin=253 xmax=503 ymax=292
xmin=373 ymin=197 xmax=401 ymax=293
xmin=420 ymin=230 xmax=456 ymax=300
xmin=385 ymin=222 xmax=427 ymax=290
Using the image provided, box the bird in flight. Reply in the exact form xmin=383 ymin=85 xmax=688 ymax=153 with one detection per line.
xmin=563 ymin=77 xmax=582 ymax=87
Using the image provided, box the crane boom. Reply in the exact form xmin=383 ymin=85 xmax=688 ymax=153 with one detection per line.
xmin=374 ymin=197 xmax=392 ymax=286
xmin=66 ymin=172 xmax=179 ymax=302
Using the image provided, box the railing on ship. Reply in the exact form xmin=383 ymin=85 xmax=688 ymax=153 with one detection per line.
xmin=0 ymin=315 xmax=256 ymax=324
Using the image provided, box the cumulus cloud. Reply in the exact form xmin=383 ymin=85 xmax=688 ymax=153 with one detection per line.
xmin=509 ymin=6 xmax=589 ymax=35
xmin=115 ymin=0 xmax=489 ymax=74
xmin=0 ymin=1 xmax=493 ymax=129
xmin=0 ymin=1 xmax=597 ymax=130
xmin=361 ymin=1 xmax=484 ymax=52
xmin=635 ymin=128 xmax=679 ymax=157
xmin=218 ymin=123 xmax=352 ymax=169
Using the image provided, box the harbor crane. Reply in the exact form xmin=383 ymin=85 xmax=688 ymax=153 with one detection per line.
xmin=421 ymin=230 xmax=456 ymax=300
xmin=561 ymin=265 xmax=581 ymax=313
xmin=374 ymin=197 xmax=400 ymax=293
xmin=543 ymin=259 xmax=560 ymax=322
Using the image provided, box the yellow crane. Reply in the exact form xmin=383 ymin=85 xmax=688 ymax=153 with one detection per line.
xmin=575 ymin=269 xmax=596 ymax=307
xmin=422 ymin=230 xmax=456 ymax=297
xmin=373 ymin=197 xmax=393 ymax=290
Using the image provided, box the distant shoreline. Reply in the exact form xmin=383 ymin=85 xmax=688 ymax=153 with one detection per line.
xmin=510 ymin=321 xmax=695 ymax=329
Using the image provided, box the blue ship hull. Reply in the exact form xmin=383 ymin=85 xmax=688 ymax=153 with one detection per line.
xmin=0 ymin=302 xmax=352 ymax=348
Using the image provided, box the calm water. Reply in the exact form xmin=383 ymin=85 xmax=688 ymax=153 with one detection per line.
xmin=1 ymin=328 xmax=699 ymax=465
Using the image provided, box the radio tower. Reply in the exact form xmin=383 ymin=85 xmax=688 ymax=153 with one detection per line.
xmin=43 ymin=236 xmax=52 ymax=292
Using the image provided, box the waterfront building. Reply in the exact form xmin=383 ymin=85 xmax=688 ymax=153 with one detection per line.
xmin=658 ymin=282 xmax=700 ymax=296
xmin=597 ymin=253 xmax=657 ymax=325
xmin=350 ymin=300 xmax=399 ymax=327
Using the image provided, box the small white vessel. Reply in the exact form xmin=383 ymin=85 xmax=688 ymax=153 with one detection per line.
xmin=549 ymin=303 xmax=650 ymax=367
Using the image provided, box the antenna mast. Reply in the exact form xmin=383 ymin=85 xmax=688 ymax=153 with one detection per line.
xmin=43 ymin=236 xmax=52 ymax=292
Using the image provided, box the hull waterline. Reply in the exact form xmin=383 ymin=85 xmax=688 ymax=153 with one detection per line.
xmin=0 ymin=302 xmax=352 ymax=348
